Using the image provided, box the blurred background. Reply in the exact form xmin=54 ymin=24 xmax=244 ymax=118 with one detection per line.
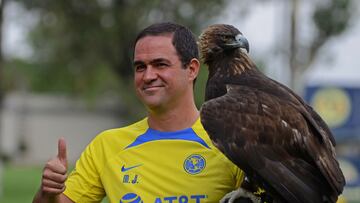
xmin=0 ymin=0 xmax=359 ymax=202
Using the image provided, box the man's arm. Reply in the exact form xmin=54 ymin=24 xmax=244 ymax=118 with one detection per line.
xmin=33 ymin=192 xmax=73 ymax=203
xmin=32 ymin=138 xmax=74 ymax=203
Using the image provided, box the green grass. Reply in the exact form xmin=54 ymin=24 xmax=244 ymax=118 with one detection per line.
xmin=0 ymin=164 xmax=109 ymax=203
xmin=0 ymin=164 xmax=42 ymax=203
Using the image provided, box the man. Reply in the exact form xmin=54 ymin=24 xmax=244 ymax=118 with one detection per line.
xmin=33 ymin=22 xmax=244 ymax=203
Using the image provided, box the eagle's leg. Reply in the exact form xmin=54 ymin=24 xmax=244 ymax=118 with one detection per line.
xmin=220 ymin=187 xmax=261 ymax=203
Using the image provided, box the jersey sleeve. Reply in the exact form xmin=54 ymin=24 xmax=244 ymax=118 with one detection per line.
xmin=63 ymin=134 xmax=106 ymax=202
xmin=234 ymin=165 xmax=245 ymax=188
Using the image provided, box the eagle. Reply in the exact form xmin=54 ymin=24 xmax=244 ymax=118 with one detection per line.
xmin=198 ymin=24 xmax=345 ymax=203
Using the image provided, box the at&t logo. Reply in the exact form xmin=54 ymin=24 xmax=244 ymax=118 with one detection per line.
xmin=120 ymin=193 xmax=207 ymax=203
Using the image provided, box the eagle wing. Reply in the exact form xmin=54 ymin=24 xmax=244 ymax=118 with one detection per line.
xmin=269 ymin=77 xmax=337 ymax=146
xmin=200 ymin=84 xmax=343 ymax=203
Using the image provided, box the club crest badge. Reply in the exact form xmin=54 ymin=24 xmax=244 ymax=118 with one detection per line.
xmin=183 ymin=154 xmax=206 ymax=175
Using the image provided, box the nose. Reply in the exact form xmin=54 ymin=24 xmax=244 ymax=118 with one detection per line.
xmin=143 ymin=66 xmax=158 ymax=83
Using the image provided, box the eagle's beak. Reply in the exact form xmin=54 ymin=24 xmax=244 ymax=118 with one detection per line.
xmin=223 ymin=34 xmax=249 ymax=53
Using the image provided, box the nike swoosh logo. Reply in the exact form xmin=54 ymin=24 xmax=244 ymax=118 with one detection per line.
xmin=121 ymin=164 xmax=142 ymax=172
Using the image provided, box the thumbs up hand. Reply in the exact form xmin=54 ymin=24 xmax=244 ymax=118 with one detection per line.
xmin=41 ymin=138 xmax=68 ymax=195
xmin=57 ymin=137 xmax=68 ymax=169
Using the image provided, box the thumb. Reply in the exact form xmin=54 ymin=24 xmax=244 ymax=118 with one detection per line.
xmin=57 ymin=137 xmax=68 ymax=169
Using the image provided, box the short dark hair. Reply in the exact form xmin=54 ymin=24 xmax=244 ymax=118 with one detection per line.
xmin=134 ymin=22 xmax=199 ymax=68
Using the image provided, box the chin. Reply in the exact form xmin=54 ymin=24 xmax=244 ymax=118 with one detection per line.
xmin=140 ymin=94 xmax=166 ymax=107
xmin=143 ymin=100 xmax=162 ymax=109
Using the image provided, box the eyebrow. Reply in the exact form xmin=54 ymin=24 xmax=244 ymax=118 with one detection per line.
xmin=133 ymin=60 xmax=144 ymax=67
xmin=133 ymin=58 xmax=171 ymax=67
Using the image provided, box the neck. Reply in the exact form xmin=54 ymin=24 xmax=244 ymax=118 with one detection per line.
xmin=147 ymin=97 xmax=199 ymax=132
xmin=207 ymin=51 xmax=255 ymax=78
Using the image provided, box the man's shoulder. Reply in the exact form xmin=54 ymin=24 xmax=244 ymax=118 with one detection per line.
xmin=191 ymin=118 xmax=208 ymax=135
xmin=85 ymin=117 xmax=149 ymax=154
xmin=97 ymin=117 xmax=149 ymax=139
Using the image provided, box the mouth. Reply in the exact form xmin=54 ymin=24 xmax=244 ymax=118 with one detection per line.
xmin=142 ymin=85 xmax=164 ymax=92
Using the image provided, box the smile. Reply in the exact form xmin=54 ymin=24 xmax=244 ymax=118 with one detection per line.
xmin=143 ymin=85 xmax=163 ymax=91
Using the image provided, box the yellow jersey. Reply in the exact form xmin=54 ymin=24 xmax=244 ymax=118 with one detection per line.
xmin=64 ymin=118 xmax=244 ymax=203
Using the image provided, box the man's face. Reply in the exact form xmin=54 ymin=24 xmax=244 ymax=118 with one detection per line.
xmin=133 ymin=35 xmax=191 ymax=111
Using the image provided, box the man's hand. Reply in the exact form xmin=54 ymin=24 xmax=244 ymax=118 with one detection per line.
xmin=41 ymin=137 xmax=68 ymax=196
xmin=33 ymin=138 xmax=74 ymax=203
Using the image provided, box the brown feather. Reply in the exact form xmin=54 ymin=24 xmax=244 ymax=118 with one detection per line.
xmin=199 ymin=24 xmax=345 ymax=203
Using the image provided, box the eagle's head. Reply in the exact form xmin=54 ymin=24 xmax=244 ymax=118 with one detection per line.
xmin=199 ymin=24 xmax=249 ymax=64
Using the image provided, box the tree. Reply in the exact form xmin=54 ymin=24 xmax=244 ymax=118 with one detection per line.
xmin=11 ymin=0 xmax=227 ymax=119
xmin=289 ymin=0 xmax=352 ymax=90
xmin=8 ymin=0 xmax=354 ymax=115
xmin=0 ymin=0 xmax=7 ymax=197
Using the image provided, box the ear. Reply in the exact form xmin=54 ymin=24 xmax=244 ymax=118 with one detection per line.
xmin=187 ymin=58 xmax=200 ymax=82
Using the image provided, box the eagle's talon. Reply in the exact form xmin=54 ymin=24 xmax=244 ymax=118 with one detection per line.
xmin=220 ymin=188 xmax=261 ymax=203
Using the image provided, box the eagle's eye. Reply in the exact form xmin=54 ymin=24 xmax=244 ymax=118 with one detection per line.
xmin=217 ymin=34 xmax=233 ymax=43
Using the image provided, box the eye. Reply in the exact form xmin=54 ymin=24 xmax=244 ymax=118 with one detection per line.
xmin=223 ymin=35 xmax=233 ymax=40
xmin=134 ymin=64 xmax=146 ymax=72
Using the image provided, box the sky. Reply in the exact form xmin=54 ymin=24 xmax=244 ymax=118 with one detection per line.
xmin=2 ymin=0 xmax=360 ymax=87
xmin=215 ymin=0 xmax=360 ymax=88
xmin=2 ymin=1 xmax=36 ymax=59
